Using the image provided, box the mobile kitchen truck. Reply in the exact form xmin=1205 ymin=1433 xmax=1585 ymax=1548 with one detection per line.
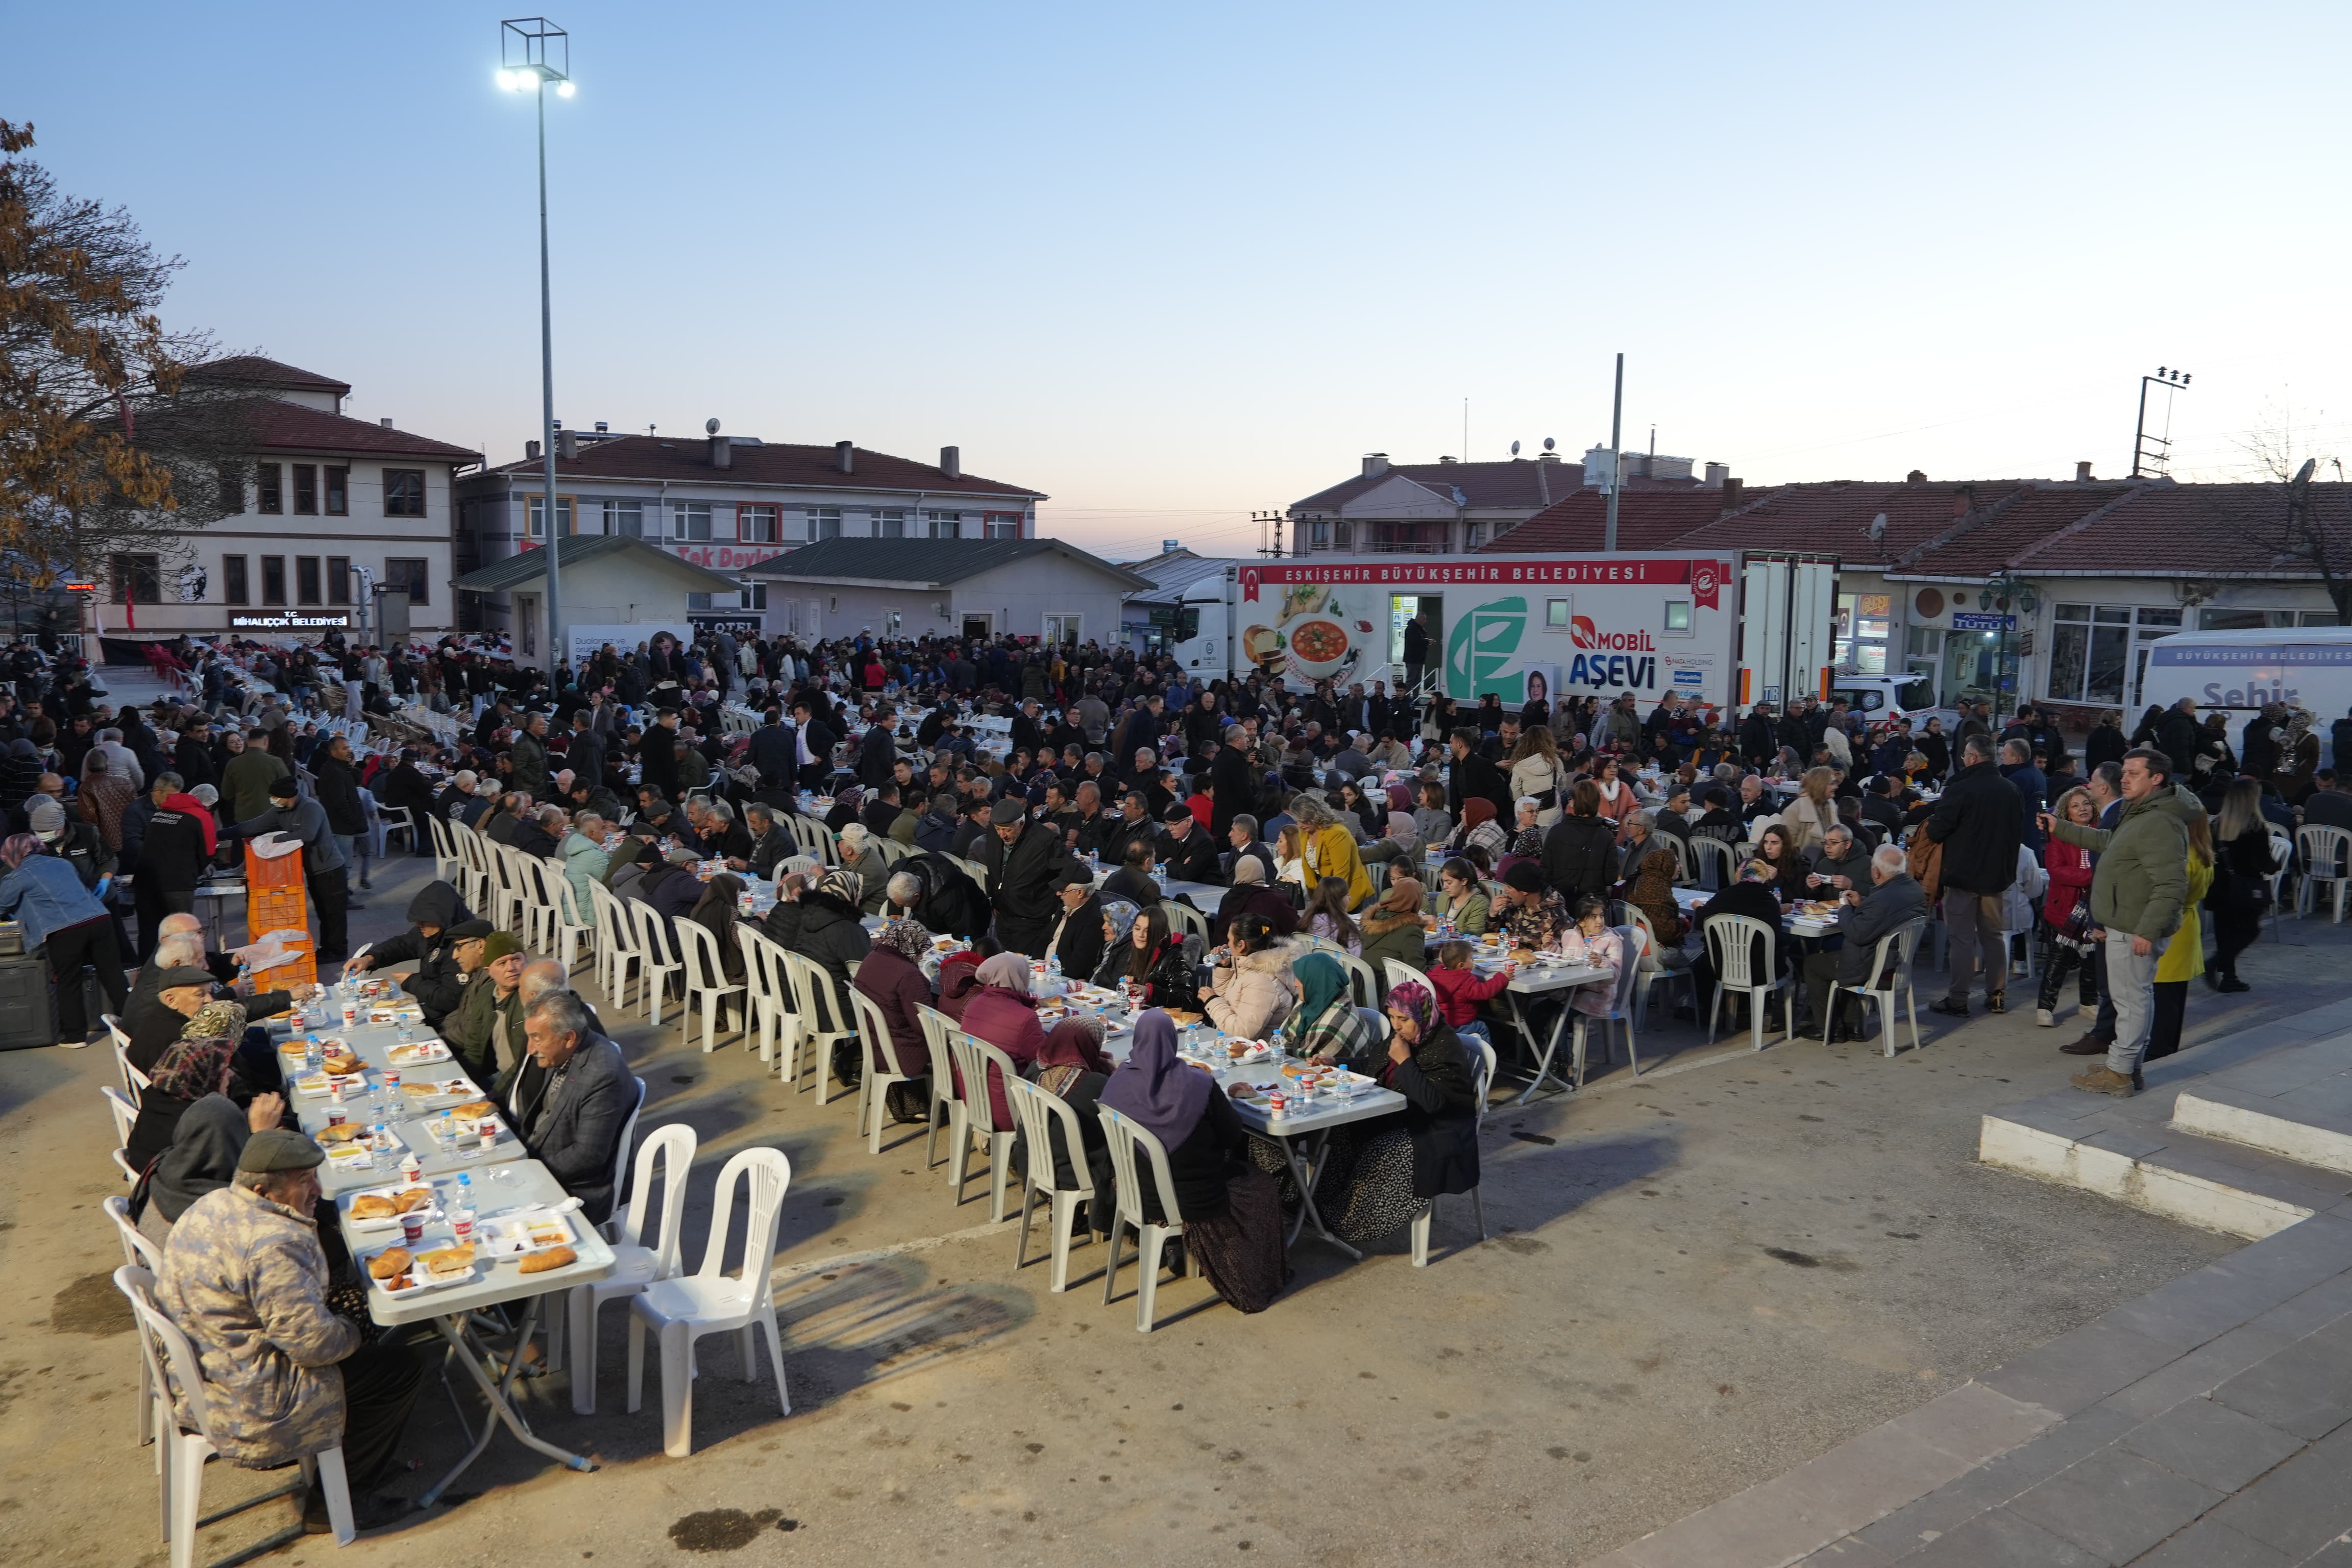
xmin=1169 ymin=551 xmax=1840 ymax=713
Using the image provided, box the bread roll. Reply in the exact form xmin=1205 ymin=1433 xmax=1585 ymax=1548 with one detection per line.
xmin=350 ymin=1194 xmax=396 ymax=1219
xmin=519 ymin=1245 xmax=577 ymax=1275
xmin=392 ymin=1187 xmax=434 ymax=1213
xmin=368 ymin=1248 xmax=411 ymax=1280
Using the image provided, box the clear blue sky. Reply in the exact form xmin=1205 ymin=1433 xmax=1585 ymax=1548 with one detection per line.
xmin=7 ymin=2 xmax=2346 ymax=558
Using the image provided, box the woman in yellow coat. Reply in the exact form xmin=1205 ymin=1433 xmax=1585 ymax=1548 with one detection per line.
xmin=1292 ymin=792 xmax=1373 ymax=910
xmin=2144 ymin=811 xmax=2212 ymax=1064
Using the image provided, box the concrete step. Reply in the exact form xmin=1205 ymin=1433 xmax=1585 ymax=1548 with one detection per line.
xmin=1978 ymin=1022 xmax=2352 ymax=1240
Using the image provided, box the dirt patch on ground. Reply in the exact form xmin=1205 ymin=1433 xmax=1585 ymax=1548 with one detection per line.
xmin=49 ymin=1272 xmax=131 ymax=1336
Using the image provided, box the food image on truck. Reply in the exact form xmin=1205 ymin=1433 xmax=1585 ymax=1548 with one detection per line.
xmin=1238 ymin=582 xmax=1380 ymax=687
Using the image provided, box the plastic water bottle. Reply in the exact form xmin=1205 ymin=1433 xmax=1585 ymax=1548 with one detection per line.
xmin=451 ymin=1173 xmax=476 ymax=1241
xmin=304 ymin=1034 xmax=323 ymax=1073
xmin=1045 ymin=951 xmax=1062 ymax=987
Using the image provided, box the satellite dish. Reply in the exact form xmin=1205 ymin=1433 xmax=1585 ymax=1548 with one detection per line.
xmin=1542 ymin=437 xmax=1555 ymax=452
xmin=1868 ymin=512 xmax=1888 ymax=541
xmin=704 ymin=418 xmax=721 ymax=435
xmin=1510 ymin=440 xmax=1521 ymax=457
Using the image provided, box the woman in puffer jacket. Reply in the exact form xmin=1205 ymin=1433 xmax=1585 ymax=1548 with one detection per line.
xmin=1203 ymin=917 xmax=1297 ymax=1039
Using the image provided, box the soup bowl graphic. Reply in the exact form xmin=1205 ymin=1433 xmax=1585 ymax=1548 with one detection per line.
xmin=1284 ymin=615 xmax=1354 ymax=678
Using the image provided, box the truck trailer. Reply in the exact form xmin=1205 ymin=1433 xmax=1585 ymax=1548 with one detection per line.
xmin=1169 ymin=551 xmax=1839 ymax=714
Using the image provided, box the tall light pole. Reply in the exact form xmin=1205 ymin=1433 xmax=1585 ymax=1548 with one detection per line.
xmin=1603 ymin=352 xmax=1624 ymax=551
xmin=499 ymin=18 xmax=573 ymax=680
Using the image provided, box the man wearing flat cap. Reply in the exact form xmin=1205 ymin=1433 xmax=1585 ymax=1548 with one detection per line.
xmin=973 ymin=796 xmax=1076 ymax=959
xmin=159 ymin=1129 xmax=423 ymax=1531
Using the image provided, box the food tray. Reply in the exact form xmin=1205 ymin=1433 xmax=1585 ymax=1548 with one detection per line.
xmin=293 ymin=1070 xmax=369 ymax=1096
xmin=323 ymin=1137 xmax=386 ymax=1168
xmin=478 ymin=1210 xmax=577 ymax=1256
xmin=398 ymin=1076 xmax=480 ymax=1106
xmin=338 ymin=1183 xmax=439 ymax=1232
xmin=365 ymin=1246 xmax=478 ymax=1296
xmin=386 ymin=1038 xmax=453 ymax=1066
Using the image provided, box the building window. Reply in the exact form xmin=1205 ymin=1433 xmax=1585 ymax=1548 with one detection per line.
xmin=875 ymin=509 xmax=906 ymax=538
xmin=296 ymin=556 xmax=322 ymax=605
xmin=1663 ymin=598 xmax=1694 ymax=634
xmin=739 ymin=505 xmax=779 ymax=543
xmin=688 ymin=593 xmax=713 ymax=611
xmin=325 ymin=466 xmax=348 ymax=516
xmin=602 ymin=500 xmax=643 ymax=538
xmin=1306 ymin=517 xmax=1351 ymax=551
xmin=1043 ymin=612 xmax=1082 ymax=645
xmin=222 ymin=555 xmax=249 ymax=605
xmin=383 ymin=557 xmax=429 ymax=606
xmin=216 ymin=463 xmax=245 ymax=513
xmin=808 ymin=507 xmax=842 ymax=540
xmin=109 ymin=553 xmax=160 ymax=604
xmin=256 ymin=463 xmax=283 ymax=514
xmin=1834 ymin=591 xmax=1891 ymax=672
xmin=925 ymin=510 xmax=962 ymax=539
xmin=326 ymin=555 xmax=350 ymax=605
xmin=670 ymin=502 xmax=712 ymax=542
xmin=2047 ymin=603 xmax=2134 ymax=705
xmin=2199 ymin=608 xmax=2302 ymax=630
xmin=984 ymin=511 xmax=1020 ymax=540
xmin=383 ymin=469 xmax=426 ymax=517
xmin=524 ymin=495 xmax=577 ymax=537
xmin=261 ymin=555 xmax=287 ymax=605
xmin=740 ymin=581 xmax=767 ymax=610
xmin=292 ymin=463 xmax=318 ymax=515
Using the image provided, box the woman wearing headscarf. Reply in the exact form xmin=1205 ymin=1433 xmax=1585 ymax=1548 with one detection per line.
xmin=1202 ymin=914 xmax=1297 ymax=1039
xmin=1446 ymin=796 xmax=1508 ymax=864
xmin=1089 ymin=899 xmax=1143 ymax=989
xmin=122 ymin=1001 xmax=253 ymax=1174
xmin=1317 ymin=978 xmax=1480 ymax=1246
xmin=1020 ymin=1014 xmax=1116 ymax=1230
xmin=1099 ymin=1010 xmax=1286 ymax=1313
xmin=856 ymin=918 xmax=938 ymax=1119
xmin=937 ymin=947 xmax=987 ymax=1022
xmin=132 ymin=1035 xmax=285 ymax=1246
xmin=1357 ymin=875 xmax=1429 ymax=988
xmin=1279 ymin=949 xmax=1377 ymax=1065
xmin=796 ymin=867 xmax=873 ymax=993
xmin=0 ymin=829 xmax=125 ymax=1048
xmin=958 ymin=951 xmax=1046 ymax=1130
xmin=687 ymin=872 xmax=748 ymax=983
xmin=1212 ymin=859 xmax=1297 ymax=941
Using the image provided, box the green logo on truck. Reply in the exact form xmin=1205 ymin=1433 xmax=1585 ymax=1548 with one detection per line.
xmin=1443 ymin=596 xmax=1529 ymax=701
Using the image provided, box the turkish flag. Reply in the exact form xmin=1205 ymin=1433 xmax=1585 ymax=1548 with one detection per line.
xmin=1240 ymin=568 xmax=1261 ymax=602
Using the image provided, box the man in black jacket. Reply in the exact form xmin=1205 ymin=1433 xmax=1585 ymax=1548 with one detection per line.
xmin=738 ymin=802 xmax=795 ymax=877
xmin=789 ymin=699 xmax=836 ymax=790
xmin=173 ymin=715 xmax=220 ymax=793
xmin=1446 ymin=728 xmax=1512 ymax=823
xmin=345 ymin=879 xmax=475 ymax=1029
xmin=311 ymin=734 xmax=366 ymax=899
xmin=1207 ymin=729 xmax=1257 ymax=839
xmin=1924 ymin=734 xmax=2026 ymax=1017
xmin=1541 ymin=778 xmax=1619 ymax=904
xmin=563 ymin=709 xmax=607 ymax=799
xmin=639 ymin=709 xmax=681 ymax=801
xmin=1738 ymin=702 xmax=1778 ymax=768
xmin=1157 ymin=805 xmax=1222 ymax=886
xmin=376 ymin=749 xmax=438 ymax=856
xmin=977 ymin=798 xmax=1073 ymax=959
xmin=856 ymin=704 xmax=898 ymax=791
xmin=511 ymin=990 xmax=631 ymax=1225
xmin=1798 ymin=845 xmax=1930 ymax=1039
xmin=747 ymin=706 xmax=794 ymax=787
xmin=1046 ymin=867 xmax=1106 ymax=979
xmin=1100 ymin=790 xmax=1161 ymax=869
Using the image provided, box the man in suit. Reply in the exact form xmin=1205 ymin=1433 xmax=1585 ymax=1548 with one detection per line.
xmin=1158 ymin=804 xmax=1222 ymax=886
xmin=747 ymin=705 xmax=794 ymax=788
xmin=1798 ymin=845 xmax=1930 ymax=1039
xmin=511 ymin=988 xmax=632 ymax=1224
xmin=790 ymin=698 xmax=836 ymax=790
xmin=857 ymin=703 xmax=899 ymax=791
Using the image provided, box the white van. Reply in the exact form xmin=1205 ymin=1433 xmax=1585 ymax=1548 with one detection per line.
xmin=2138 ymin=627 xmax=2352 ymax=768
xmin=1829 ymin=673 xmax=1941 ymax=725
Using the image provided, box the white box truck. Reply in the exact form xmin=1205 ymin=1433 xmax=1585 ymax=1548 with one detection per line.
xmin=1170 ymin=552 xmax=1806 ymax=711
xmin=2137 ymin=626 xmax=2352 ymax=768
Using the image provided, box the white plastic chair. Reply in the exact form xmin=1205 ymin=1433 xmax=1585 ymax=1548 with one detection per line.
xmin=1380 ymin=957 xmax=1424 ymax=1001
xmin=452 ymin=821 xmax=494 ymax=919
xmin=567 ymin=1121 xmax=695 ymax=1415
xmin=1161 ymin=900 xmax=1208 ymax=942
xmin=103 ymin=1085 xmax=140 ymax=1182
xmin=1006 ymin=1074 xmax=1094 ymax=1292
xmin=1096 ymin=1105 xmax=1196 ymax=1333
xmin=734 ymin=925 xmax=790 ymax=1068
xmin=947 ymin=1033 xmax=1020 ymax=1221
xmin=1330 ymin=950 xmax=1378 ymax=1009
xmin=552 ymin=873 xmax=597 ymax=973
xmin=1623 ymin=903 xmax=1690 ymax=1033
xmin=112 ymin=1038 xmax=149 ymax=1098
xmin=626 ymin=1147 xmax=793 ymax=1458
xmin=671 ymin=920 xmax=746 ymax=1054
xmin=1569 ymin=924 xmax=1646 ymax=1087
xmin=2267 ymin=829 xmax=2294 ymax=938
xmin=1410 ymin=1033 xmax=1493 ymax=1266
xmin=515 ymin=853 xmax=562 ymax=954
xmin=116 ymin=1265 xmax=357 ymax=1558
xmin=378 ymin=805 xmax=415 ymax=854
xmin=918 ymin=1003 xmax=965 ymax=1171
xmin=102 ymin=1197 xmax=165 ymax=1449
xmin=1826 ymin=917 xmax=1928 ymax=1059
xmin=589 ymin=879 xmax=643 ymax=1009
xmin=2298 ymin=824 xmax=2351 ymax=922
xmin=427 ymin=812 xmax=461 ymax=887
xmin=1704 ymin=912 xmax=1792 ymax=1052
xmin=629 ymin=902 xmax=683 ymax=1026
xmin=848 ymin=986 xmax=918 ymax=1154
xmin=776 ymin=951 xmax=856 ymax=1105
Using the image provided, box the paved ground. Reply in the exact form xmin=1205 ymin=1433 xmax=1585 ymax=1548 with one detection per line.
xmin=6 ymin=804 xmax=2347 ymax=1565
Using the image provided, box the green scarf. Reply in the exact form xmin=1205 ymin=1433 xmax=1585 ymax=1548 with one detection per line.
xmin=1282 ymin=951 xmax=1351 ymax=1050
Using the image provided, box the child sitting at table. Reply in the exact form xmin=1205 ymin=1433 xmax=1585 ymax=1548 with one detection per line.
xmin=1426 ymin=938 xmax=1511 ymax=1052
xmin=1556 ymin=895 xmax=1625 ymax=1018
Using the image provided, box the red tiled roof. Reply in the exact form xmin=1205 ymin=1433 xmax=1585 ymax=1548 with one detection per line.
xmin=242 ymin=400 xmax=480 ymax=462
xmin=2007 ymin=482 xmax=2352 ymax=577
xmin=479 ymin=435 xmax=1045 ymax=499
xmin=1292 ymin=459 xmax=1589 ymax=514
xmin=184 ymin=355 xmax=353 ymax=396
xmin=1483 ymin=487 xmax=1759 ymax=552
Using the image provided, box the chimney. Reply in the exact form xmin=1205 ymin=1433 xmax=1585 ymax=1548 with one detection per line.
xmin=557 ymin=428 xmax=579 ymax=460
xmin=2075 ymin=460 xmax=2094 ymax=482
xmin=1704 ymin=461 xmax=1729 ymax=488
xmin=526 ymin=439 xmax=541 ymax=461
xmin=1720 ymin=477 xmax=1745 ymax=513
xmin=940 ymin=445 xmax=961 ymax=480
xmin=594 ymin=420 xmax=609 ymax=434
xmin=1906 ymin=469 xmax=1927 ymax=484
xmin=378 ymin=416 xmax=394 ymax=429
xmin=1362 ymin=452 xmax=1389 ymax=477
xmin=708 ymin=432 xmax=731 ymax=469
xmin=1536 ymin=450 xmax=1559 ymax=463
xmin=1437 ymin=455 xmax=1457 ymax=465
xmin=836 ymin=440 xmax=855 ymax=475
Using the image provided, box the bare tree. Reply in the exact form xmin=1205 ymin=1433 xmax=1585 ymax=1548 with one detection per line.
xmin=2238 ymin=412 xmax=2352 ymax=626
xmin=0 ymin=119 xmax=252 ymax=593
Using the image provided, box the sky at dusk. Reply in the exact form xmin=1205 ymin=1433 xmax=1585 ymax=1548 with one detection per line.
xmin=7 ymin=2 xmax=2348 ymax=561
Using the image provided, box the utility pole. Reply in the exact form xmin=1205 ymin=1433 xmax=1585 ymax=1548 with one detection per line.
xmin=1604 ymin=352 xmax=1624 ymax=551
xmin=500 ymin=17 xmax=573 ymax=679
xmin=2132 ymin=366 xmax=2191 ymax=478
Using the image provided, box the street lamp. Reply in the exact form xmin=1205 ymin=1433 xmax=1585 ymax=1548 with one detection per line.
xmin=499 ymin=17 xmax=572 ymax=679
